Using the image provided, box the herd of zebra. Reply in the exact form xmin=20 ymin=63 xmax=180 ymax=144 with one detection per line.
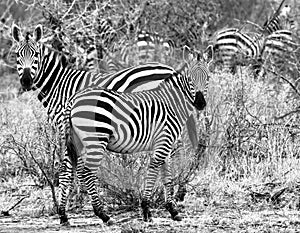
xmin=32 ymin=1 xmax=298 ymax=78
xmin=4 ymin=0 xmax=300 ymax=226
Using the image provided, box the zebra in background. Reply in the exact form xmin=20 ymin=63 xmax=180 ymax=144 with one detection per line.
xmin=258 ymin=29 xmax=299 ymax=78
xmin=117 ymin=30 xmax=175 ymax=66
xmin=211 ymin=28 xmax=263 ymax=73
xmin=11 ymin=23 xmax=212 ymax=225
xmin=135 ymin=30 xmax=174 ymax=64
xmin=61 ymin=48 xmax=212 ymax=224
xmin=47 ymin=14 xmax=123 ymax=73
xmin=262 ymin=0 xmax=296 ymax=35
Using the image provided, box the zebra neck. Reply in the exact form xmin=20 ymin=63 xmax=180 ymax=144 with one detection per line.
xmin=35 ymin=46 xmax=64 ymax=103
xmin=162 ymin=74 xmax=195 ymax=116
xmin=34 ymin=45 xmax=89 ymax=117
xmin=175 ymin=63 xmax=196 ymax=102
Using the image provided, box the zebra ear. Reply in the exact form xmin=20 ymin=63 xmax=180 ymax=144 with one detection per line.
xmin=203 ymin=45 xmax=213 ymax=64
xmin=11 ymin=23 xmax=23 ymax=42
xmin=33 ymin=24 xmax=43 ymax=42
xmin=182 ymin=45 xmax=193 ymax=62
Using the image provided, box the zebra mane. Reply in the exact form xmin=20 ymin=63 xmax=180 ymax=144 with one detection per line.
xmin=42 ymin=42 xmax=70 ymax=67
xmin=25 ymin=31 xmax=31 ymax=41
xmin=161 ymin=71 xmax=194 ymax=104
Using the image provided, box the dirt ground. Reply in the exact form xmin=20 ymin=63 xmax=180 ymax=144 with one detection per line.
xmin=1 ymin=200 xmax=300 ymax=233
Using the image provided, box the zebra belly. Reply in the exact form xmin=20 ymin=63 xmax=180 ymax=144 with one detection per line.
xmin=107 ymin=116 xmax=161 ymax=154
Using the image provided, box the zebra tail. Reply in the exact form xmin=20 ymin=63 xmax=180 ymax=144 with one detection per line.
xmin=63 ymin=96 xmax=79 ymax=167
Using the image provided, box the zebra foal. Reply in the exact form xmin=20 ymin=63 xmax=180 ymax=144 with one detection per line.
xmin=62 ymin=51 xmax=212 ymax=224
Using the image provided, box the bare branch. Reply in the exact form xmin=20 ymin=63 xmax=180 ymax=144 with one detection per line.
xmin=26 ymin=149 xmax=58 ymax=209
xmin=1 ymin=195 xmax=28 ymax=216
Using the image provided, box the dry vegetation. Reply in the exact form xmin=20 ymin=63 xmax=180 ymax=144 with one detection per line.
xmin=0 ymin=0 xmax=300 ymax=232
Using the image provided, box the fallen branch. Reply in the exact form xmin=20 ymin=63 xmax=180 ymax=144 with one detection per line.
xmin=1 ymin=195 xmax=28 ymax=216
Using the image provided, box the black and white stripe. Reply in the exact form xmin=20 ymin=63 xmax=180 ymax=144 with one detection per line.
xmin=62 ymin=53 xmax=211 ymax=223
xmin=258 ymin=29 xmax=299 ymax=77
xmin=11 ymin=23 xmax=212 ymax=225
xmin=262 ymin=3 xmax=296 ymax=35
xmin=118 ymin=30 xmax=175 ymax=66
xmin=211 ymin=28 xmax=263 ymax=73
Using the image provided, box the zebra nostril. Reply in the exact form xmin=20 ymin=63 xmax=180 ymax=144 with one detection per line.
xmin=20 ymin=68 xmax=33 ymax=90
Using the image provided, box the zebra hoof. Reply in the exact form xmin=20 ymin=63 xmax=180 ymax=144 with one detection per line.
xmin=172 ymin=215 xmax=183 ymax=221
xmin=59 ymin=215 xmax=70 ymax=226
xmin=141 ymin=199 xmax=152 ymax=222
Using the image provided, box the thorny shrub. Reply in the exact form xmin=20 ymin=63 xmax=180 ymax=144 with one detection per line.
xmin=206 ymin=68 xmax=300 ymax=181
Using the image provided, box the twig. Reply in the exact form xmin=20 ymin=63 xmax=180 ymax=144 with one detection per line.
xmin=1 ymin=195 xmax=28 ymax=216
xmin=26 ymin=149 xmax=58 ymax=210
xmin=233 ymin=19 xmax=264 ymax=32
xmin=267 ymin=68 xmax=300 ymax=97
xmin=274 ymin=107 xmax=300 ymax=120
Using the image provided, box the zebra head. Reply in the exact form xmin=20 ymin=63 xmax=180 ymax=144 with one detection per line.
xmin=11 ymin=23 xmax=43 ymax=91
xmin=179 ymin=45 xmax=213 ymax=110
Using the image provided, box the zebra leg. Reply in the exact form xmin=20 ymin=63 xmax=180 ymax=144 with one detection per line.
xmin=141 ymin=146 xmax=173 ymax=222
xmin=141 ymin=156 xmax=162 ymax=222
xmin=79 ymin=166 xmax=113 ymax=225
xmin=161 ymin=158 xmax=182 ymax=221
xmin=77 ymin=145 xmax=114 ymax=225
xmin=57 ymin=149 xmax=74 ymax=225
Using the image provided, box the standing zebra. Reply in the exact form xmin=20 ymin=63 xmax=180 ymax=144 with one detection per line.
xmin=11 ymin=23 xmax=212 ymax=225
xmin=211 ymin=28 xmax=263 ymax=73
xmin=258 ymin=29 xmax=299 ymax=77
xmin=62 ymin=52 xmax=211 ymax=224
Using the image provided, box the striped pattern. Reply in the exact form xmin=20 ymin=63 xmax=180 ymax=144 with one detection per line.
xmin=12 ymin=23 xmax=197 ymax=225
xmin=118 ymin=30 xmax=175 ymax=66
xmin=212 ymin=28 xmax=263 ymax=73
xmin=135 ymin=31 xmax=174 ymax=64
xmin=94 ymin=18 xmax=117 ymax=47
xmin=263 ymin=4 xmax=296 ymax=35
xmin=62 ymin=56 xmax=210 ymax=223
xmin=82 ymin=44 xmax=126 ymax=73
xmin=259 ymin=29 xmax=299 ymax=76
xmin=65 ymin=18 xmax=119 ymax=72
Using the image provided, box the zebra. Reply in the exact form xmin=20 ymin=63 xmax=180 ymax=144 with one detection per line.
xmin=76 ymin=29 xmax=174 ymax=72
xmin=135 ymin=30 xmax=174 ymax=64
xmin=61 ymin=51 xmax=212 ymax=224
xmin=117 ymin=30 xmax=175 ymax=66
xmin=211 ymin=28 xmax=263 ymax=73
xmin=262 ymin=1 xmax=296 ymax=35
xmin=80 ymin=43 xmax=127 ymax=73
xmin=258 ymin=29 xmax=299 ymax=77
xmin=47 ymin=15 xmax=121 ymax=73
xmin=11 ymin=23 xmax=212 ymax=225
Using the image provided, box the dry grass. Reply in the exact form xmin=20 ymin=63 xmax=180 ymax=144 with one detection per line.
xmin=0 ymin=67 xmax=300 ymax=232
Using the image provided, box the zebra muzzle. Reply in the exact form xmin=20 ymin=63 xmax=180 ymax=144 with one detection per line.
xmin=193 ymin=91 xmax=206 ymax=110
xmin=20 ymin=68 xmax=33 ymax=90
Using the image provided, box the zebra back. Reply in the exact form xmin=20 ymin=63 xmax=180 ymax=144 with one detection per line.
xmin=211 ymin=28 xmax=261 ymax=73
